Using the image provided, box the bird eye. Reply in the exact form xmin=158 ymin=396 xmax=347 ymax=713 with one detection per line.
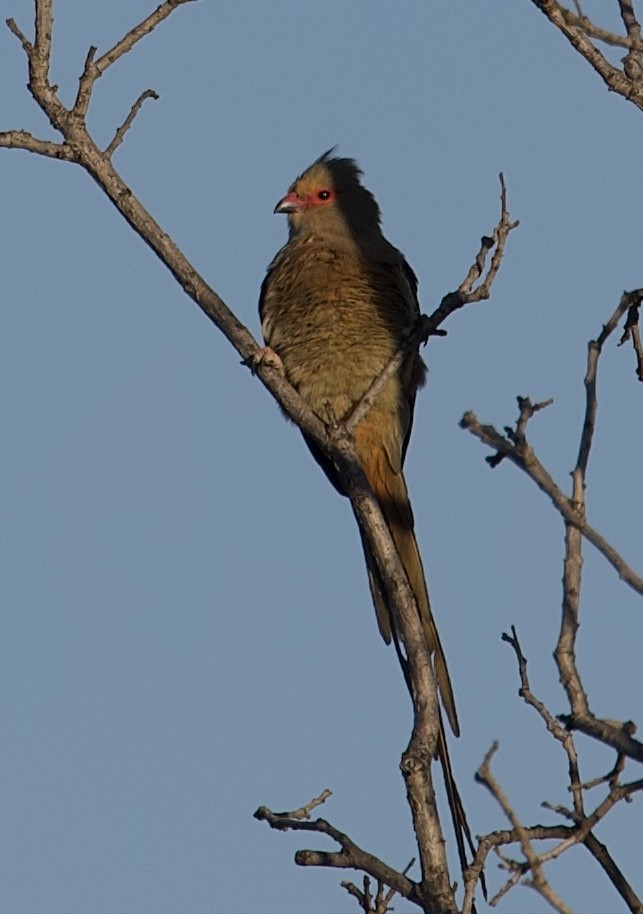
xmin=317 ymin=190 xmax=332 ymax=201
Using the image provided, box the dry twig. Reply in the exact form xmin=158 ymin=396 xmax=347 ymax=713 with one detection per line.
xmin=529 ymin=0 xmax=643 ymax=109
xmin=253 ymin=804 xmax=420 ymax=905
xmin=341 ymin=859 xmax=416 ymax=914
xmin=476 ymin=744 xmax=575 ymax=913
xmin=460 ymin=404 xmax=643 ymax=601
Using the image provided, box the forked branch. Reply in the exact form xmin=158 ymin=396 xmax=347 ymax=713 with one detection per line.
xmin=529 ymin=1 xmax=643 ymax=110
xmin=254 ymin=801 xmax=421 ymax=906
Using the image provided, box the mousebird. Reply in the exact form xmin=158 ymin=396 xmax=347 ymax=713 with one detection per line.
xmin=259 ymin=150 xmax=476 ymax=882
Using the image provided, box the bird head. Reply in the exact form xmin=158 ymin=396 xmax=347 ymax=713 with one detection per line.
xmin=274 ymin=149 xmax=382 ymax=241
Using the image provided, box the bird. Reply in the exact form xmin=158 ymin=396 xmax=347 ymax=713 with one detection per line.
xmin=259 ymin=149 xmax=476 ymax=880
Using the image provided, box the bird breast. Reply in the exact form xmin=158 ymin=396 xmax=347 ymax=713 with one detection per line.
xmin=263 ymin=242 xmax=412 ymax=423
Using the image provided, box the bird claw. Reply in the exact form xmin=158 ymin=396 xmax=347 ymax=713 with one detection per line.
xmin=246 ymin=345 xmax=285 ymax=375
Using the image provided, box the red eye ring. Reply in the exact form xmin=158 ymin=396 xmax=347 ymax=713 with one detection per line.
xmin=317 ymin=190 xmax=332 ymax=201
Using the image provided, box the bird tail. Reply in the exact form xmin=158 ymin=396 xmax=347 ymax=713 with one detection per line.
xmin=436 ymin=709 xmax=483 ymax=900
xmin=358 ymin=444 xmax=482 ymax=895
xmin=359 ymin=443 xmax=459 ymax=737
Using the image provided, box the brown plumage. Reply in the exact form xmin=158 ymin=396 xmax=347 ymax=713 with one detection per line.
xmin=259 ymin=150 xmax=475 ymax=879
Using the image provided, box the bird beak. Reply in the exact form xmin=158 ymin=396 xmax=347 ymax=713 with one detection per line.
xmin=274 ymin=193 xmax=303 ymax=215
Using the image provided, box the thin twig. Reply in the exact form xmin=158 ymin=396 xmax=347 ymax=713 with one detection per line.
xmin=253 ymin=805 xmax=420 ymax=904
xmin=430 ymin=173 xmax=519 ymax=326
xmin=280 ymin=788 xmax=333 ymax=821
xmin=502 ymin=626 xmax=586 ymax=819
xmin=5 ymin=17 xmax=33 ymax=53
xmin=460 ymin=406 xmax=643 ymax=598
xmin=476 ymin=744 xmax=575 ymax=913
xmin=95 ymin=0 xmax=199 ymax=76
xmin=104 ymin=89 xmax=159 ymax=159
xmin=341 ymin=859 xmax=415 ymax=914
xmin=344 ymin=316 xmax=431 ymax=435
xmin=73 ymin=46 xmax=98 ymax=119
xmin=562 ymin=8 xmax=643 ymax=50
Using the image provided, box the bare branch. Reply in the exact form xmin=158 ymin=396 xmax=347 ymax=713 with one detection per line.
xmin=431 ymin=173 xmax=519 ymax=326
xmin=460 ymin=406 xmax=643 ymax=598
xmin=94 ymin=0 xmax=200 ymax=76
xmin=502 ymin=626 xmax=639 ymax=848
xmin=529 ymin=1 xmax=643 ymax=109
xmin=557 ymin=713 xmax=643 ymax=761
xmin=253 ymin=805 xmax=420 ymax=905
xmin=342 ymin=860 xmax=415 ymax=914
xmin=476 ymin=744 xmax=575 ymax=913
xmin=6 ymin=17 xmax=33 ymax=53
xmin=0 ymin=130 xmax=75 ymax=160
xmin=557 ymin=510 xmax=590 ymax=762
xmin=475 ymin=754 xmax=643 ymax=913
xmin=619 ymin=0 xmax=643 ymax=79
xmin=104 ymin=89 xmax=159 ymax=159
xmin=463 ymin=294 xmax=643 ymax=773
xmin=502 ymin=627 xmax=577 ymax=748
xmin=562 ymin=8 xmax=643 ymax=50
xmin=281 ymin=789 xmax=333 ymax=821
xmin=34 ymin=0 xmax=52 ymax=74
xmin=584 ymin=833 xmax=643 ymax=914
xmin=461 ymin=174 xmax=518 ymax=301
xmin=553 ymin=291 xmax=643 ymax=757
xmin=73 ymin=46 xmax=98 ymax=119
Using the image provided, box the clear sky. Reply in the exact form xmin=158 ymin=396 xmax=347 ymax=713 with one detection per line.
xmin=2 ymin=2 xmax=642 ymax=912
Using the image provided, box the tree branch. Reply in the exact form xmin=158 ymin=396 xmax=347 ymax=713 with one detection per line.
xmin=430 ymin=173 xmax=519 ymax=325
xmin=342 ymin=861 xmax=415 ymax=914
xmin=95 ymin=0 xmax=199 ymax=77
xmin=254 ymin=804 xmax=422 ymax=906
xmin=476 ymin=744 xmax=575 ymax=913
xmin=562 ymin=7 xmax=643 ymax=50
xmin=529 ymin=1 xmax=643 ymax=109
xmin=584 ymin=833 xmax=643 ymax=914
xmin=104 ymin=89 xmax=159 ymax=159
xmin=460 ymin=404 xmax=643 ymax=598
xmin=0 ymin=130 xmax=75 ymax=159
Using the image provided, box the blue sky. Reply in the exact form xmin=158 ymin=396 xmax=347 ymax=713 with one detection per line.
xmin=2 ymin=2 xmax=642 ymax=912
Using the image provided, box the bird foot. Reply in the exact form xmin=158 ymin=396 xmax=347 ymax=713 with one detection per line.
xmin=247 ymin=346 xmax=284 ymax=375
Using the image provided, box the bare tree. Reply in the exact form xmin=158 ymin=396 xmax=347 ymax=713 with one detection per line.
xmin=2 ymin=3 xmax=642 ymax=913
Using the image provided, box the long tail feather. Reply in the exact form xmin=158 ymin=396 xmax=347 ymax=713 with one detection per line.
xmin=358 ymin=442 xmax=486 ymax=899
xmin=360 ymin=444 xmax=459 ymax=735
